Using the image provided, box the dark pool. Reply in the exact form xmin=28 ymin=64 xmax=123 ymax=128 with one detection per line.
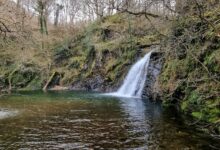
xmin=0 ymin=91 xmax=219 ymax=149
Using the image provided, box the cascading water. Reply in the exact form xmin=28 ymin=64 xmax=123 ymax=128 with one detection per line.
xmin=110 ymin=51 xmax=153 ymax=98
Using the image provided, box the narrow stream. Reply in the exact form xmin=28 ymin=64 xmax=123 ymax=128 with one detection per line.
xmin=0 ymin=91 xmax=219 ymax=149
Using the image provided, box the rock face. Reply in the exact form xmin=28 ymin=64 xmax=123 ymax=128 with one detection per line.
xmin=142 ymin=52 xmax=163 ymax=100
xmin=70 ymin=69 xmax=124 ymax=92
xmin=71 ymin=74 xmax=105 ymax=91
xmin=70 ymin=49 xmax=163 ymax=100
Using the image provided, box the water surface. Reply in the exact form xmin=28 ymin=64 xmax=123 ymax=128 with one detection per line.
xmin=0 ymin=91 xmax=219 ymax=149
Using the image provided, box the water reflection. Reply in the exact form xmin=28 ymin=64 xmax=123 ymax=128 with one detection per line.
xmin=0 ymin=91 xmax=219 ymax=149
xmin=117 ymin=97 xmax=163 ymax=149
xmin=119 ymin=97 xmax=147 ymax=121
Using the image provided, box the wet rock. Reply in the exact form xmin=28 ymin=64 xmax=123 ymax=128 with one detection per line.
xmin=71 ymin=74 xmax=105 ymax=91
xmin=70 ymin=47 xmax=163 ymax=97
xmin=142 ymin=51 xmax=163 ymax=100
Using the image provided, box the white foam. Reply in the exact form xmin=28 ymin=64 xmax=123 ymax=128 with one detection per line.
xmin=107 ymin=51 xmax=153 ymax=98
xmin=0 ymin=109 xmax=18 ymax=119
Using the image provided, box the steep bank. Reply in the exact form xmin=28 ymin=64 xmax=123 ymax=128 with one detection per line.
xmin=0 ymin=13 xmax=166 ymax=92
xmin=41 ymin=14 xmax=166 ymax=92
xmin=159 ymin=7 xmax=220 ymax=134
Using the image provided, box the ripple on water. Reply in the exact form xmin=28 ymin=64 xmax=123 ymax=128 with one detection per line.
xmin=0 ymin=91 xmax=219 ymax=149
xmin=56 ymin=143 xmax=92 ymax=149
xmin=64 ymin=119 xmax=91 ymax=123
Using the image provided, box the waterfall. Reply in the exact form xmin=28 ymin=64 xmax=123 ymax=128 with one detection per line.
xmin=111 ymin=51 xmax=153 ymax=98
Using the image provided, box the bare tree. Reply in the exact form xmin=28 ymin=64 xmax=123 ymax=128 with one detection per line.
xmin=69 ymin=0 xmax=81 ymax=24
xmin=54 ymin=3 xmax=63 ymax=26
xmin=36 ymin=0 xmax=48 ymax=35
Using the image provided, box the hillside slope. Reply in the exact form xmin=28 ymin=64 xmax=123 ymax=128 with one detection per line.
xmin=51 ymin=14 xmax=166 ymax=91
xmin=0 ymin=13 xmax=166 ymax=92
xmin=159 ymin=6 xmax=220 ymax=134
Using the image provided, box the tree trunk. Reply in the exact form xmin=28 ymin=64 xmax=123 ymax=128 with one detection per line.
xmin=54 ymin=9 xmax=59 ymax=26
xmin=38 ymin=0 xmax=48 ymax=35
xmin=54 ymin=4 xmax=63 ymax=27
xmin=17 ymin=0 xmax=21 ymax=8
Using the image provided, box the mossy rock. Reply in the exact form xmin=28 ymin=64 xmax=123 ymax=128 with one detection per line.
xmin=22 ymin=76 xmax=42 ymax=90
xmin=54 ymin=46 xmax=72 ymax=65
xmin=10 ymin=67 xmax=38 ymax=89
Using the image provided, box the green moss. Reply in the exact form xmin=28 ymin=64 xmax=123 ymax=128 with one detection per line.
xmin=106 ymin=14 xmax=123 ymax=24
xmin=189 ymin=91 xmax=200 ymax=104
xmin=68 ymin=57 xmax=85 ymax=69
xmin=136 ymin=34 xmax=160 ymax=45
xmin=191 ymin=106 xmax=220 ymax=123
xmin=22 ymin=76 xmax=42 ymax=90
xmin=95 ymin=40 xmax=119 ymax=51
xmin=181 ymin=101 xmax=189 ymax=111
xmin=160 ymin=7 xmax=220 ymax=134
xmin=204 ymin=49 xmax=220 ymax=73
xmin=192 ymin=112 xmax=202 ymax=119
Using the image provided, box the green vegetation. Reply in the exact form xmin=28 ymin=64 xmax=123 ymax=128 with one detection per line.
xmin=159 ymin=6 xmax=220 ymax=133
xmin=0 ymin=0 xmax=219 ymax=136
xmin=0 ymin=13 xmax=163 ymax=91
xmin=55 ymin=14 xmax=163 ymax=87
